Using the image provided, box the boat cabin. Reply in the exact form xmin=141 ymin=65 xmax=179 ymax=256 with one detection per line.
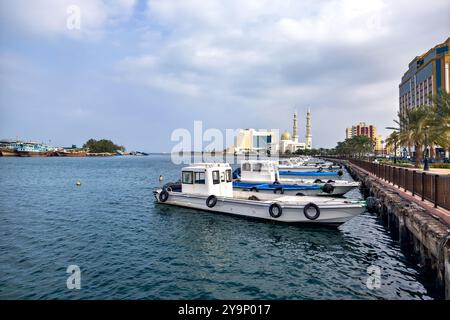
xmin=181 ymin=163 xmax=233 ymax=197
xmin=239 ymin=160 xmax=279 ymax=183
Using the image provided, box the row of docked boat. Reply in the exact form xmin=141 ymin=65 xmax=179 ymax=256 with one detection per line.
xmin=153 ymin=159 xmax=365 ymax=227
xmin=0 ymin=141 xmax=87 ymax=157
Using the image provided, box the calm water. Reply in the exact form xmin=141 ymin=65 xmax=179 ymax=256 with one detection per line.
xmin=0 ymin=156 xmax=440 ymax=299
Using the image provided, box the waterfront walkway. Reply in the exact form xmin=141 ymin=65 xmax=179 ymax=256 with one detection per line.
xmin=356 ymin=164 xmax=450 ymax=226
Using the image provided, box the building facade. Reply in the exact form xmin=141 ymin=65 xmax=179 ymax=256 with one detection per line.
xmin=398 ymin=38 xmax=450 ymax=158
xmin=399 ymin=38 xmax=449 ymax=118
xmin=233 ymin=128 xmax=278 ymax=155
xmin=345 ymin=122 xmax=383 ymax=153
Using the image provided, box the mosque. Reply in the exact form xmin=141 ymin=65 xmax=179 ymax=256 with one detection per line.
xmin=279 ymin=108 xmax=312 ymax=153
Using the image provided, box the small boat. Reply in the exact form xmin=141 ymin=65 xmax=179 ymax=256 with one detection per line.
xmin=0 ymin=147 xmax=19 ymax=156
xmin=56 ymin=150 xmax=87 ymax=157
xmin=279 ymin=170 xmax=343 ymax=177
xmin=278 ymin=158 xmax=342 ymax=172
xmin=0 ymin=140 xmax=21 ymax=156
xmin=234 ymin=160 xmax=359 ymax=196
xmin=153 ymin=163 xmax=366 ymax=226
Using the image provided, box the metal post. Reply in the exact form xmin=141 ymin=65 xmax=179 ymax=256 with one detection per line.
xmin=434 ymin=175 xmax=438 ymax=208
xmin=421 ymin=172 xmax=425 ymax=201
xmin=412 ymin=170 xmax=415 ymax=196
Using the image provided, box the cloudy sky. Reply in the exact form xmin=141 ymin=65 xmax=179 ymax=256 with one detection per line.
xmin=0 ymin=0 xmax=449 ymax=152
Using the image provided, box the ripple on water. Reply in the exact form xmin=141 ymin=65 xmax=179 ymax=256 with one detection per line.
xmin=0 ymin=156 xmax=442 ymax=299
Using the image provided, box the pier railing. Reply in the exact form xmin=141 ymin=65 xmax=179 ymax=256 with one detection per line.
xmin=346 ymin=159 xmax=450 ymax=211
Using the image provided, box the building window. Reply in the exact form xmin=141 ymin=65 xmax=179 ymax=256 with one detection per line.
xmin=194 ymin=172 xmax=205 ymax=184
xmin=226 ymin=169 xmax=232 ymax=182
xmin=212 ymin=170 xmax=220 ymax=184
xmin=182 ymin=171 xmax=193 ymax=184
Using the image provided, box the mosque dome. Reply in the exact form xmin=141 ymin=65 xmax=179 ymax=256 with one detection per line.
xmin=281 ymin=131 xmax=291 ymax=141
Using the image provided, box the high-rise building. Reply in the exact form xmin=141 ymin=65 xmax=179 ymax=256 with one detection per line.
xmin=345 ymin=122 xmax=383 ymax=152
xmin=399 ymin=38 xmax=449 ymax=119
xmin=398 ymin=38 xmax=449 ymax=158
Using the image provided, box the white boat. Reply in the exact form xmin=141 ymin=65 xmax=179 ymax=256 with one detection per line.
xmin=153 ymin=163 xmax=366 ymax=226
xmin=278 ymin=158 xmax=342 ymax=172
xmin=234 ymin=160 xmax=359 ymax=196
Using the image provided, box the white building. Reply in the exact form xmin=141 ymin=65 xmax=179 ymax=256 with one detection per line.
xmin=232 ymin=128 xmax=279 ymax=155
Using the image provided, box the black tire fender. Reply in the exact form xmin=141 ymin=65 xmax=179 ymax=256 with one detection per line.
xmin=159 ymin=190 xmax=169 ymax=203
xmin=322 ymin=183 xmax=335 ymax=194
xmin=273 ymin=187 xmax=284 ymax=194
xmin=269 ymin=203 xmax=283 ymax=218
xmin=303 ymin=202 xmax=320 ymax=220
xmin=206 ymin=195 xmax=218 ymax=208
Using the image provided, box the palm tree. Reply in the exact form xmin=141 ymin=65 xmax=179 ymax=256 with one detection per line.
xmin=385 ymin=131 xmax=400 ymax=162
xmin=395 ymin=92 xmax=450 ymax=167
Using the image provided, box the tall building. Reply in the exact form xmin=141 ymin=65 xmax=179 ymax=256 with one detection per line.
xmin=345 ymin=122 xmax=383 ymax=153
xmin=398 ymin=38 xmax=449 ymax=158
xmin=399 ymin=38 xmax=449 ymax=119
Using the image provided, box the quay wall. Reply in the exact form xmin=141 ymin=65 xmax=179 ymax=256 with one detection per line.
xmin=333 ymin=159 xmax=450 ymax=299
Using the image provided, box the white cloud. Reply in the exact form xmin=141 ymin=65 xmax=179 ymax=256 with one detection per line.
xmin=0 ymin=0 xmax=136 ymax=39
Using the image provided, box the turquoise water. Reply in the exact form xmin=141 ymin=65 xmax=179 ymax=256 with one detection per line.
xmin=0 ymin=156 xmax=440 ymax=299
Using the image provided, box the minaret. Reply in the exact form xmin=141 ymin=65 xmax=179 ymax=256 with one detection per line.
xmin=293 ymin=111 xmax=298 ymax=143
xmin=306 ymin=108 xmax=312 ymax=149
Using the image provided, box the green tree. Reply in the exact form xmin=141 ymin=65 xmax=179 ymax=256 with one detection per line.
xmin=83 ymin=139 xmax=125 ymax=153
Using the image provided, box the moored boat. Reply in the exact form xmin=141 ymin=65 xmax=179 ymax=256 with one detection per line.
xmin=234 ymin=160 xmax=359 ymax=196
xmin=56 ymin=150 xmax=87 ymax=157
xmin=16 ymin=143 xmax=53 ymax=157
xmin=153 ymin=163 xmax=366 ymax=226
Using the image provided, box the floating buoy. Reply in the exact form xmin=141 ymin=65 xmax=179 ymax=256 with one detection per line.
xmin=159 ymin=175 xmax=163 ymax=182
xmin=76 ymin=181 xmax=81 ymax=186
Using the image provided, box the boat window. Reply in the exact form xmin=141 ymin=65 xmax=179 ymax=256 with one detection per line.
xmin=194 ymin=172 xmax=205 ymax=184
xmin=221 ymin=172 xmax=225 ymax=182
xmin=242 ymin=163 xmax=251 ymax=171
xmin=253 ymin=163 xmax=262 ymax=172
xmin=226 ymin=169 xmax=232 ymax=182
xmin=212 ymin=170 xmax=220 ymax=184
xmin=182 ymin=171 xmax=193 ymax=184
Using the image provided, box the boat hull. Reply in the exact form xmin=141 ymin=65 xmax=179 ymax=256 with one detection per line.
xmin=278 ymin=165 xmax=341 ymax=172
xmin=56 ymin=151 xmax=87 ymax=157
xmin=153 ymin=191 xmax=366 ymax=226
xmin=234 ymin=184 xmax=356 ymax=196
xmin=17 ymin=151 xmax=49 ymax=157
xmin=279 ymin=171 xmax=341 ymax=178
xmin=0 ymin=148 xmax=19 ymax=156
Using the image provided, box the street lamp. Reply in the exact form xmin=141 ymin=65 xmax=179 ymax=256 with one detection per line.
xmin=386 ymin=126 xmax=400 ymax=164
xmin=423 ymin=125 xmax=430 ymax=171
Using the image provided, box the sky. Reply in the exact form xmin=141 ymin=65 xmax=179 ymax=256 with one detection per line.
xmin=0 ymin=0 xmax=449 ymax=152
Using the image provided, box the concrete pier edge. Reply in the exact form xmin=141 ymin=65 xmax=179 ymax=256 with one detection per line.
xmin=332 ymin=159 xmax=450 ymax=300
